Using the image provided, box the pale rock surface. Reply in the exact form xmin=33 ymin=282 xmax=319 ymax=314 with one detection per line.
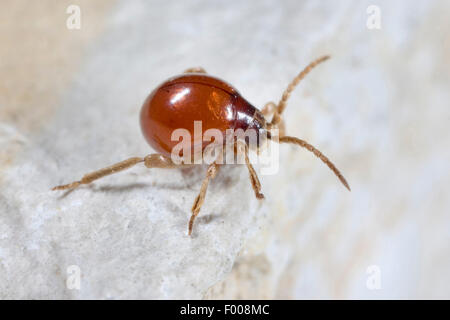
xmin=1 ymin=0 xmax=449 ymax=299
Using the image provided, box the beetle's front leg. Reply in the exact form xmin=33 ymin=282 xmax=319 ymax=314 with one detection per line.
xmin=189 ymin=162 xmax=219 ymax=236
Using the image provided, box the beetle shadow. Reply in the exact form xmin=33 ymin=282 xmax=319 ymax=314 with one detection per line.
xmin=186 ymin=212 xmax=226 ymax=238
xmin=57 ymin=188 xmax=77 ymax=199
xmin=93 ymin=183 xmax=151 ymax=193
xmin=55 ymin=183 xmax=148 ymax=199
xmin=180 ymin=164 xmax=244 ymax=186
xmin=178 ymin=165 xmax=207 ymax=184
xmin=196 ymin=212 xmax=224 ymax=226
xmin=55 ymin=180 xmax=187 ymax=199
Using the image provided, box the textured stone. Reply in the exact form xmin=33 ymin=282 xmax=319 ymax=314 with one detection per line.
xmin=1 ymin=0 xmax=449 ymax=299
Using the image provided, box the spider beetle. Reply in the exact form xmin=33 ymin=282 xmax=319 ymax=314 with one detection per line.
xmin=53 ymin=56 xmax=350 ymax=236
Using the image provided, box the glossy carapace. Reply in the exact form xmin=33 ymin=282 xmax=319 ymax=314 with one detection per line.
xmin=140 ymin=74 xmax=266 ymax=157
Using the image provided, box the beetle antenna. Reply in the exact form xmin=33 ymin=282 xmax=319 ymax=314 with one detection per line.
xmin=271 ymin=55 xmax=330 ymax=126
xmin=276 ymin=135 xmax=350 ymax=191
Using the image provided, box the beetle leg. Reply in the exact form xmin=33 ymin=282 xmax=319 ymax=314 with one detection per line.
xmin=143 ymin=153 xmax=178 ymax=169
xmin=52 ymin=154 xmax=178 ymax=191
xmin=242 ymin=143 xmax=264 ymax=199
xmin=189 ymin=162 xmax=219 ymax=236
xmin=52 ymin=157 xmax=145 ymax=190
xmin=183 ymin=67 xmax=207 ymax=74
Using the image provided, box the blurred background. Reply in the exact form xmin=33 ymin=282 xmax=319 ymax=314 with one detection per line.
xmin=0 ymin=0 xmax=449 ymax=299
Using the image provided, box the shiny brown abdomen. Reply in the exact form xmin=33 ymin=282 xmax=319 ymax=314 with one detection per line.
xmin=140 ymin=74 xmax=257 ymax=157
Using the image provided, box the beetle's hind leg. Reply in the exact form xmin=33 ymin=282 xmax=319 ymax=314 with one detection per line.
xmin=52 ymin=154 xmax=178 ymax=191
xmin=184 ymin=67 xmax=207 ymax=74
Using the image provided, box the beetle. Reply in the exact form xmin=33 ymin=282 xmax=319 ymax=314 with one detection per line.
xmin=52 ymin=56 xmax=350 ymax=236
